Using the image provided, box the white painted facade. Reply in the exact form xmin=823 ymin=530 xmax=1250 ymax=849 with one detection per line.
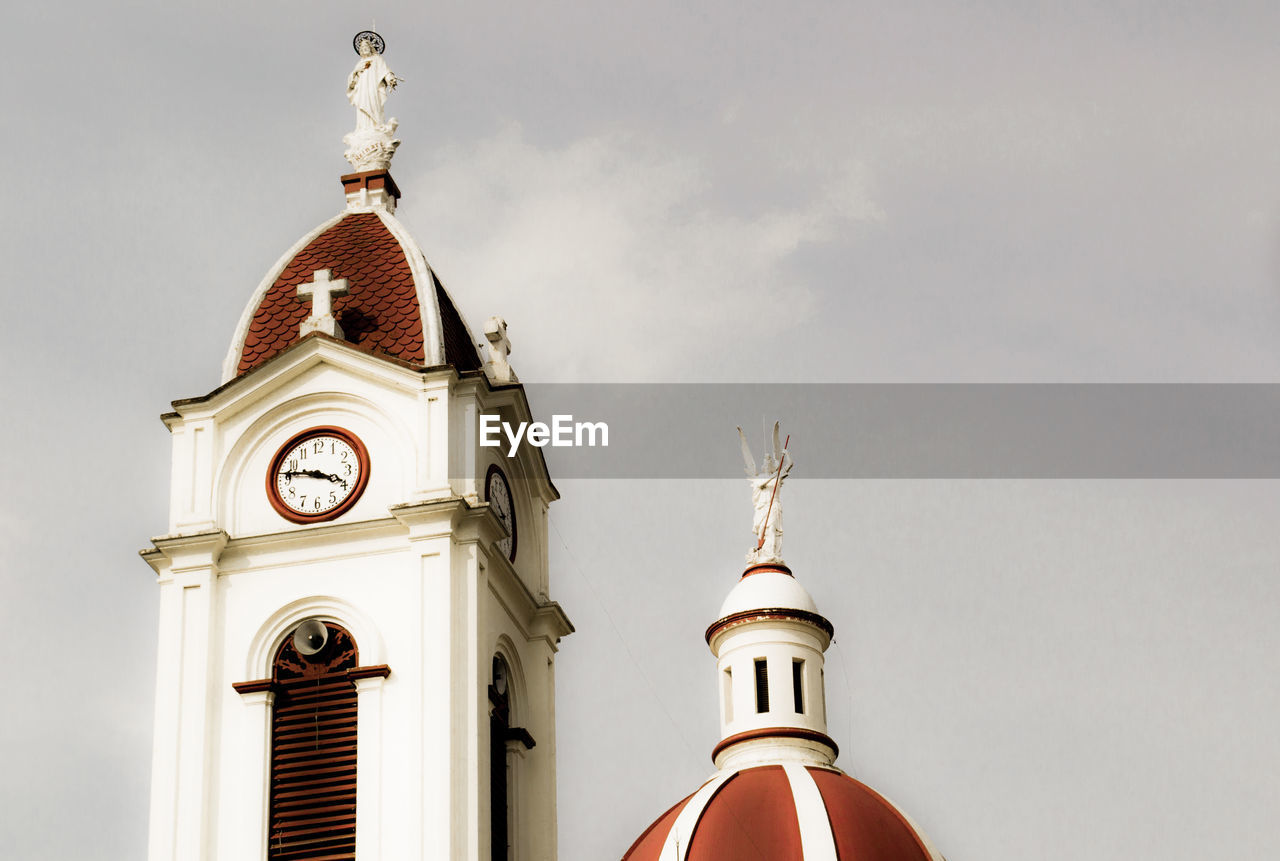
xmin=142 ymin=320 xmax=572 ymax=860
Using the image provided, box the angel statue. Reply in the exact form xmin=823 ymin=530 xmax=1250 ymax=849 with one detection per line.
xmin=737 ymin=422 xmax=793 ymax=565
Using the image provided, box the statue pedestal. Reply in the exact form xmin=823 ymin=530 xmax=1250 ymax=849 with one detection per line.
xmin=741 ymin=562 xmax=792 ymax=578
xmin=344 ymin=122 xmax=401 ymax=172
xmin=341 ymin=170 xmax=401 ymax=212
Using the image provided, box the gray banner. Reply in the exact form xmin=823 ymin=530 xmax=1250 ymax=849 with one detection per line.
xmin=481 ymin=384 xmax=1280 ymax=478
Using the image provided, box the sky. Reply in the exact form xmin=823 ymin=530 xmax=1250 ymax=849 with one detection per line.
xmin=3 ymin=2 xmax=1280 ymax=859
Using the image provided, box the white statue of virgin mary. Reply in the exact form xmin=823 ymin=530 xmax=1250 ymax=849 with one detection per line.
xmin=342 ymin=34 xmax=402 ymax=172
xmin=347 ymin=37 xmax=398 ymax=131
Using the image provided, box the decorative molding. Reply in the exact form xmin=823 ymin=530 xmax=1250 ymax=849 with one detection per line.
xmin=341 ymin=170 xmax=401 ymax=196
xmin=145 ymin=529 xmax=230 ymax=575
xmin=389 ymin=496 xmax=508 ymax=551
xmin=233 ymin=665 xmax=387 ymax=694
xmin=705 ymin=607 xmax=835 ymax=645
xmin=530 ymin=600 xmax=575 ymax=645
xmin=231 ymin=678 xmax=272 ymax=695
xmin=741 ymin=562 xmax=793 ymax=578
xmin=374 ymin=209 xmax=445 ymax=368
xmin=242 ymin=596 xmax=385 ymax=680
xmin=348 ymin=664 xmax=392 ymax=681
xmin=711 ymin=727 xmax=839 ymax=763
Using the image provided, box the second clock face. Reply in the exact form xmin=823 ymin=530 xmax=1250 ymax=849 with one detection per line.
xmin=485 ymin=464 xmax=517 ymax=562
xmin=268 ymin=427 xmax=370 ymax=523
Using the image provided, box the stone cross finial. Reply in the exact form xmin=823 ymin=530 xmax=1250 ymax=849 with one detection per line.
xmin=484 ymin=316 xmax=515 ymax=383
xmin=297 ymin=269 xmax=350 ymax=339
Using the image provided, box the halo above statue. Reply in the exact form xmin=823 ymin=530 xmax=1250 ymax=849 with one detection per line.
xmin=352 ymin=31 xmax=385 ymax=55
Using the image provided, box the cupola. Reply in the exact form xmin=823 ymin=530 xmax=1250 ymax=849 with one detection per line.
xmin=622 ymin=427 xmax=947 ymax=861
xmin=220 ymin=170 xmax=482 ymax=383
xmin=706 ymin=562 xmax=838 ymax=772
xmin=219 ymin=31 xmax=481 ymax=386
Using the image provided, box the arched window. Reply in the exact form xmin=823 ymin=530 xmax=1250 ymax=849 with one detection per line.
xmin=490 ymin=655 xmax=513 ymax=861
xmin=268 ymin=622 xmax=359 ymax=861
xmin=489 ymin=654 xmax=536 ymax=861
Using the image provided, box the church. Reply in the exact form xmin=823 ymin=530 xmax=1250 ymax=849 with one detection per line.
xmin=139 ymin=34 xmax=945 ymax=861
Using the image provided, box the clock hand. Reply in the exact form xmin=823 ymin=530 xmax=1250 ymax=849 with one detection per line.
xmin=283 ymin=469 xmax=335 ymax=480
xmin=281 ymin=470 xmax=350 ymax=491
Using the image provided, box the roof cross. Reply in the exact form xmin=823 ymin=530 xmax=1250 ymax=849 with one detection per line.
xmin=297 ymin=269 xmax=350 ymax=339
xmin=484 ymin=316 xmax=515 ymax=383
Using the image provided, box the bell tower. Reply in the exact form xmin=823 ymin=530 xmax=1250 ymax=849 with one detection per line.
xmin=140 ymin=34 xmax=572 ymax=861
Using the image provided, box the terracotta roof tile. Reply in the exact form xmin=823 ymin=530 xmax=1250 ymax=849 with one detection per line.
xmin=623 ymin=765 xmax=938 ymax=861
xmin=435 ymin=273 xmax=482 ymax=372
xmin=238 ymin=213 xmax=427 ymax=374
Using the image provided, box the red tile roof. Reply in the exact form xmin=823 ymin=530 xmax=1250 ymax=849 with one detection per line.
xmin=433 ymin=271 xmax=482 ymax=373
xmin=622 ymin=765 xmax=937 ymax=861
xmin=621 ymin=793 xmax=695 ymax=860
xmin=810 ymin=768 xmax=933 ymax=861
xmin=236 ymin=212 xmax=480 ymax=375
xmin=687 ymin=766 xmax=803 ymax=860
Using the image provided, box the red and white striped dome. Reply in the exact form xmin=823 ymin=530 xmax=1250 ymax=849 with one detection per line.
xmin=623 ymin=764 xmax=945 ymax=861
xmin=623 ymin=544 xmax=947 ymax=861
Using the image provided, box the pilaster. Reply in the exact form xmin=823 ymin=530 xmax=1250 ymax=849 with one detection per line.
xmin=231 ymin=689 xmax=274 ymax=861
xmin=170 ymin=417 xmax=219 ymax=534
xmin=354 ymin=674 xmax=386 ymax=861
xmin=410 ymin=376 xmax=452 ymax=503
xmin=390 ymin=499 xmax=484 ymax=860
xmin=144 ymin=530 xmax=229 ymax=861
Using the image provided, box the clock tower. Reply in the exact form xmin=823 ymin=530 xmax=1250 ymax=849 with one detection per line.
xmin=140 ymin=35 xmax=572 ymax=861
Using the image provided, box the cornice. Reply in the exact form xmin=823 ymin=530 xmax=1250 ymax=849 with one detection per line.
xmin=389 ymin=495 xmax=505 ymax=548
xmin=466 ymin=377 xmax=560 ymax=504
xmin=168 ymin=334 xmax=437 ymax=427
xmin=711 ymin=727 xmax=840 ymax=763
xmin=232 ymin=663 xmax=390 ymax=695
xmin=485 ymin=550 xmax=576 ymax=647
xmin=705 ymin=607 xmax=835 ymax=647
xmin=144 ymin=529 xmax=230 ymax=574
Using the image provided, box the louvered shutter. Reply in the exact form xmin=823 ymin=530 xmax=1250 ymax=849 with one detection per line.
xmin=268 ymin=624 xmax=359 ymax=861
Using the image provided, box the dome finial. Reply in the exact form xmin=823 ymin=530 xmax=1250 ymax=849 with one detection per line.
xmin=343 ymin=31 xmax=401 ymax=171
xmin=737 ymin=422 xmax=793 ymax=565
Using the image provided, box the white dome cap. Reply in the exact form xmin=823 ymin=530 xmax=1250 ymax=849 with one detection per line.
xmin=718 ymin=569 xmax=818 ymax=618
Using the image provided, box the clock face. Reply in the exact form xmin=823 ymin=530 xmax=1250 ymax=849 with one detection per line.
xmin=485 ymin=464 xmax=517 ymax=562
xmin=267 ymin=427 xmax=371 ymax=524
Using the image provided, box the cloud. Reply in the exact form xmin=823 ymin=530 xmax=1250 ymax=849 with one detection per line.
xmin=0 ymin=507 xmax=31 ymax=588
xmin=403 ymin=125 xmax=882 ymax=381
